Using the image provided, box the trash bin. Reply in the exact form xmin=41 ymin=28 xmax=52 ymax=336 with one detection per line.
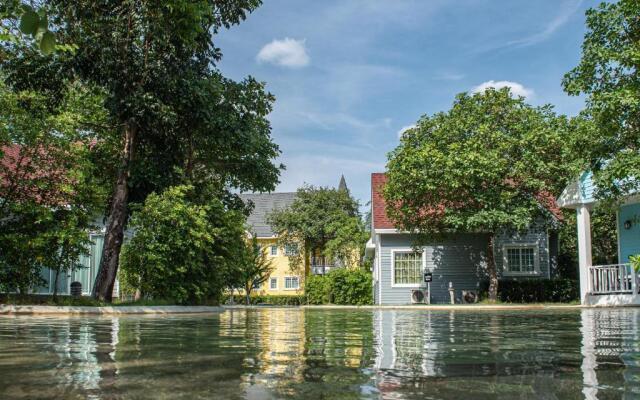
xmin=70 ymin=281 xmax=82 ymax=297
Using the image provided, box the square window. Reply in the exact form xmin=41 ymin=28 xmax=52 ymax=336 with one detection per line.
xmin=285 ymin=276 xmax=299 ymax=290
xmin=393 ymin=251 xmax=423 ymax=285
xmin=505 ymin=246 xmax=538 ymax=274
xmin=270 ymin=277 xmax=278 ymax=290
xmin=269 ymin=245 xmax=278 ymax=256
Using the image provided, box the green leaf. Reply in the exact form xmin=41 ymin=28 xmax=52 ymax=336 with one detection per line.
xmin=39 ymin=31 xmax=56 ymax=55
xmin=19 ymin=11 xmax=39 ymax=36
xmin=37 ymin=14 xmax=49 ymax=34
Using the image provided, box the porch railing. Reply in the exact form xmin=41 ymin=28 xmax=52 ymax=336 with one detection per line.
xmin=310 ymin=256 xmax=341 ymax=275
xmin=589 ymin=263 xmax=637 ymax=295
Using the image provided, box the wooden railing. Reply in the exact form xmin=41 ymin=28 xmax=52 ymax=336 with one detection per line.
xmin=589 ymin=264 xmax=637 ymax=295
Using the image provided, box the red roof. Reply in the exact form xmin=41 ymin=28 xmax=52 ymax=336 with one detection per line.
xmin=371 ymin=173 xmax=562 ymax=230
xmin=371 ymin=173 xmax=395 ymax=229
xmin=1 ymin=144 xmax=74 ymax=206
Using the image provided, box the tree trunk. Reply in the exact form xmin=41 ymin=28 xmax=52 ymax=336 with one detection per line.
xmin=52 ymin=269 xmax=60 ymax=301
xmin=487 ymin=233 xmax=499 ymax=303
xmin=92 ymin=123 xmax=137 ymax=302
xmin=245 ymin=284 xmax=251 ymax=305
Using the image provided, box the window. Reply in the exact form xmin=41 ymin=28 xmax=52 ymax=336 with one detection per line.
xmin=284 ymin=243 xmax=298 ymax=256
xmin=270 ymin=277 xmax=278 ymax=290
xmin=284 ymin=276 xmax=300 ymax=290
xmin=504 ymin=246 xmax=538 ymax=274
xmin=269 ymin=245 xmax=278 ymax=256
xmin=392 ymin=251 xmax=423 ymax=286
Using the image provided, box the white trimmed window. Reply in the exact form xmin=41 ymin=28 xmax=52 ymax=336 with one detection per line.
xmin=392 ymin=250 xmax=424 ymax=286
xmin=284 ymin=243 xmax=298 ymax=256
xmin=270 ymin=277 xmax=278 ymax=290
xmin=504 ymin=245 xmax=539 ymax=274
xmin=269 ymin=245 xmax=278 ymax=256
xmin=284 ymin=276 xmax=300 ymax=290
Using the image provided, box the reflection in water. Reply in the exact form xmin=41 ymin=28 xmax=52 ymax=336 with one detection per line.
xmin=0 ymin=309 xmax=639 ymax=399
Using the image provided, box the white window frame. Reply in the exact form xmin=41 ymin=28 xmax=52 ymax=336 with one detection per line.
xmin=269 ymin=245 xmax=278 ymax=257
xmin=284 ymin=276 xmax=300 ymax=290
xmin=270 ymin=277 xmax=278 ymax=290
xmin=390 ymin=248 xmax=426 ymax=288
xmin=502 ymin=243 xmax=540 ymax=276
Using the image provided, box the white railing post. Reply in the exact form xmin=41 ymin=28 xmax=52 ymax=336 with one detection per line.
xmin=576 ymin=205 xmax=593 ymax=303
xmin=631 ymin=265 xmax=638 ymax=296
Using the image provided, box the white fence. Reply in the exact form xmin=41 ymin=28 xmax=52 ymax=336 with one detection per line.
xmin=589 ymin=264 xmax=637 ymax=295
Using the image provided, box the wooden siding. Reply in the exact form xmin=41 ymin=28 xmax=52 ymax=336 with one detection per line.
xmin=618 ymin=202 xmax=640 ymax=263
xmin=378 ymin=233 xmax=489 ymax=304
xmin=494 ymin=218 xmax=551 ymax=279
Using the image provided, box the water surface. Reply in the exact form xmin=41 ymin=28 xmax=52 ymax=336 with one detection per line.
xmin=1 ymin=308 xmax=639 ymax=399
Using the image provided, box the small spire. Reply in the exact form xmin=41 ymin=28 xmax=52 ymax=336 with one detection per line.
xmin=338 ymin=174 xmax=348 ymax=192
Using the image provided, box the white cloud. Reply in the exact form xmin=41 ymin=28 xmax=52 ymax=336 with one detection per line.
xmin=472 ymin=80 xmax=534 ymax=99
xmin=256 ymin=38 xmax=310 ymax=68
xmin=397 ymin=124 xmax=416 ymax=138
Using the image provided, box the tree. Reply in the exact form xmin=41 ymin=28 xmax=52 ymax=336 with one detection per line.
xmin=236 ymin=235 xmax=273 ymax=305
xmin=2 ymin=0 xmax=282 ymax=301
xmin=563 ymin=0 xmax=640 ymax=202
xmin=267 ymin=185 xmax=367 ymax=273
xmin=0 ymin=77 xmax=107 ymax=294
xmin=384 ymin=88 xmax=581 ymax=302
xmin=119 ymin=185 xmax=246 ymax=305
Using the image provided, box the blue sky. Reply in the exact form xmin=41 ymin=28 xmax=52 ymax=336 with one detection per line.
xmin=216 ymin=0 xmax=597 ymax=208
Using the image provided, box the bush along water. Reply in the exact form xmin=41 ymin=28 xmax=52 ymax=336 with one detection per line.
xmin=305 ymin=268 xmax=373 ymax=305
xmin=480 ymin=278 xmax=578 ymax=303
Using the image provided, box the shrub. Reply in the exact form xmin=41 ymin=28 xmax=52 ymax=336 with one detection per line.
xmin=305 ymin=274 xmax=331 ymax=305
xmin=305 ymin=268 xmax=373 ymax=305
xmin=120 ymin=185 xmax=246 ymax=305
xmin=480 ymin=278 xmax=578 ymax=303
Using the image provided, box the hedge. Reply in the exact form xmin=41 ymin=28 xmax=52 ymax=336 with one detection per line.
xmin=480 ymin=278 xmax=579 ymax=303
xmin=305 ymin=268 xmax=373 ymax=305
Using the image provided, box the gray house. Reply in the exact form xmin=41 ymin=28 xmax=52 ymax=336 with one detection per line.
xmin=367 ymin=173 xmax=559 ymax=304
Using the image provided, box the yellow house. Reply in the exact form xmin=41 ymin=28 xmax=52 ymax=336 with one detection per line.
xmin=239 ymin=177 xmax=361 ymax=296
xmin=239 ymin=192 xmax=307 ymax=296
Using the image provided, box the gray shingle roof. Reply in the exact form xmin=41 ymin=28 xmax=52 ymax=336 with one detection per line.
xmin=238 ymin=192 xmax=297 ymax=237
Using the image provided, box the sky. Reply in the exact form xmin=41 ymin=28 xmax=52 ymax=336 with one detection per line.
xmin=215 ymin=0 xmax=599 ymax=208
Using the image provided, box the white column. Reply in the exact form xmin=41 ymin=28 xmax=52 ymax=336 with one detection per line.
xmin=577 ymin=205 xmax=593 ymax=304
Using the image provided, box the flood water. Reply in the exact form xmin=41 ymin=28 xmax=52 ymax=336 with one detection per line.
xmin=0 ymin=308 xmax=639 ymax=399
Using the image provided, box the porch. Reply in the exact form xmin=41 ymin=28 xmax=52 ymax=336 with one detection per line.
xmin=586 ymin=264 xmax=640 ymax=306
xmin=310 ymin=256 xmax=341 ymax=275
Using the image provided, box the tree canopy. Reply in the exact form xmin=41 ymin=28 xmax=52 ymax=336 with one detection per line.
xmin=267 ymin=185 xmax=367 ymax=272
xmin=384 ymin=88 xmax=581 ymax=300
xmin=563 ymin=0 xmax=640 ymax=201
xmin=1 ymin=0 xmax=282 ymax=301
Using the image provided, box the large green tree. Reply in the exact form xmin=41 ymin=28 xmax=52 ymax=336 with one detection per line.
xmin=2 ymin=0 xmax=281 ymax=301
xmin=267 ymin=185 xmax=367 ymax=273
xmin=384 ymin=88 xmax=581 ymax=301
xmin=563 ymin=0 xmax=640 ymax=201
xmin=0 ymin=77 xmax=107 ymax=294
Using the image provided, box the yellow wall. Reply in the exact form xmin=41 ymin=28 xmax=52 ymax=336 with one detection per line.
xmin=252 ymin=238 xmax=307 ymax=296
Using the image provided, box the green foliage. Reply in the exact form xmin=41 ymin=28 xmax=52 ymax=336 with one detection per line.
xmin=267 ymin=185 xmax=366 ymax=272
xmin=386 ymin=88 xmax=579 ymax=236
xmin=120 ymin=185 xmax=246 ymax=305
xmin=479 ymin=279 xmax=579 ymax=303
xmin=563 ymin=0 xmax=640 ymax=202
xmin=557 ymin=206 xmax=618 ymax=279
xmin=223 ymin=294 xmax=305 ymax=306
xmin=305 ymin=274 xmax=331 ymax=305
xmin=0 ymin=77 xmax=107 ymax=293
xmin=384 ymin=88 xmax=581 ymax=301
xmin=631 ymin=255 xmax=640 ymax=273
xmin=1 ymin=2 xmax=59 ymax=55
xmin=304 ymin=269 xmax=373 ymax=305
xmin=235 ymin=235 xmax=274 ymax=304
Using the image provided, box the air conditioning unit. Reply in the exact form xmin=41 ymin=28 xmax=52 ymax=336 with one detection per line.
xmin=462 ymin=290 xmax=479 ymax=304
xmin=411 ymin=289 xmax=427 ymax=304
